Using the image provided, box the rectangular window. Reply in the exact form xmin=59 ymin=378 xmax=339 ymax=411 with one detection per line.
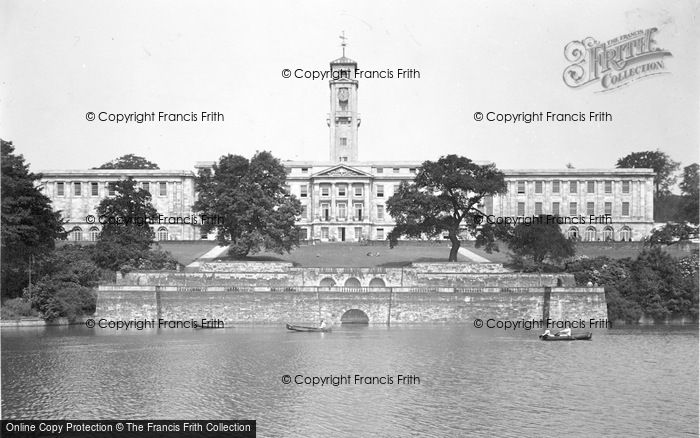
xmin=354 ymin=203 xmax=363 ymax=220
xmin=321 ymin=203 xmax=330 ymax=221
xmin=376 ymin=184 xmax=384 ymax=198
xmin=569 ymin=202 xmax=577 ymax=216
xmin=355 ymin=227 xmax=363 ymax=240
xmin=605 ymin=181 xmax=612 ymax=193
xmin=587 ymin=202 xmax=595 ymax=215
xmin=73 ymin=182 xmax=81 ymax=196
xmin=340 ymin=137 xmax=347 ymax=146
xmin=587 ymin=181 xmax=595 ymax=193
xmin=301 ymin=167 xmax=308 ymax=174
xmin=535 ymin=181 xmax=543 ymax=194
xmin=338 ymin=203 xmax=347 ymax=219
xmin=622 ymin=181 xmax=630 ymax=193
xmin=376 ymin=167 xmax=383 ymax=174
xmin=301 ymin=204 xmax=308 ymax=218
xmin=517 ymin=181 xmax=525 ymax=194
xmin=622 ymin=202 xmax=630 ymax=216
xmin=552 ymin=202 xmax=560 ymax=215
xmin=354 ymin=185 xmax=363 ymax=197
xmin=393 ymin=168 xmax=400 ymax=174
xmin=300 ymin=185 xmax=308 ymax=198
xmin=570 ymin=181 xmax=578 ymax=193
xmin=605 ymin=202 xmax=612 ymax=215
xmin=337 ymin=184 xmax=347 ymax=197
xmin=142 ymin=182 xmax=150 ymax=193
xmin=91 ymin=182 xmax=99 ymax=196
xmin=108 ymin=183 xmax=116 ymax=197
xmin=340 ymin=157 xmax=348 ymax=162
xmin=321 ymin=185 xmax=330 ymax=197
xmin=517 ymin=202 xmax=525 ymax=216
xmin=376 ymin=228 xmax=385 ymax=240
xmin=321 ymin=227 xmax=329 ymax=240
xmin=377 ymin=205 xmax=385 ymax=220
xmin=300 ymin=228 xmax=308 ymax=240
xmin=159 ymin=182 xmax=167 ymax=196
xmin=552 ymin=181 xmax=560 ymax=193
xmin=56 ymin=182 xmax=65 ymax=196
xmin=409 ymin=168 xmax=417 ymax=174
xmin=535 ymin=202 xmax=542 ymax=215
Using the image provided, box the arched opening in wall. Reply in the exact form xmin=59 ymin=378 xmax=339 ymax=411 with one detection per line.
xmin=89 ymin=226 xmax=100 ymax=242
xmin=567 ymin=226 xmax=579 ymax=240
xmin=619 ymin=227 xmax=631 ymax=242
xmin=368 ymin=278 xmax=385 ymax=287
xmin=584 ymin=226 xmax=597 ymax=242
xmin=69 ymin=226 xmax=83 ymax=242
xmin=602 ymin=226 xmax=614 ymax=242
xmin=157 ymin=226 xmax=169 ymax=241
xmin=319 ymin=277 xmax=336 ymax=287
xmin=341 ymin=309 xmax=369 ymax=325
xmin=344 ymin=277 xmax=361 ymax=287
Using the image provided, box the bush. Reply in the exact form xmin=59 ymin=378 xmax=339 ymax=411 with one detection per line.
xmin=23 ymin=280 xmax=96 ymax=321
xmin=0 ymin=297 xmax=39 ymax=319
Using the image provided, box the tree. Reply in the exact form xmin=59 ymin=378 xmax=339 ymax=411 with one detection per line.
xmin=496 ymin=215 xmax=576 ymax=265
xmin=95 ymin=154 xmax=159 ymax=169
xmin=616 ymin=150 xmax=680 ymax=196
xmin=1 ymin=140 xmax=65 ymax=299
xmin=92 ymin=178 xmax=158 ymax=271
xmin=645 ymin=223 xmax=699 ymax=247
xmin=194 ymin=151 xmax=302 ymax=258
xmin=386 ymin=155 xmax=507 ymax=261
xmin=679 ymin=163 xmax=699 ymax=224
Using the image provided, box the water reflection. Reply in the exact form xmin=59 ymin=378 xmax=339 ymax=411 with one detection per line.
xmin=1 ymin=325 xmax=697 ymax=437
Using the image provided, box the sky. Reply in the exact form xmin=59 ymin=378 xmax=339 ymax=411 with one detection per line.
xmin=1 ymin=0 xmax=698 ymax=177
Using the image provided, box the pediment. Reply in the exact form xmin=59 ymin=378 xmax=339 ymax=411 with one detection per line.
xmin=312 ymin=165 xmax=370 ymax=178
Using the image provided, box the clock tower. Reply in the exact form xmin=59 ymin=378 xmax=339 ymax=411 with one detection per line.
xmin=327 ymin=33 xmax=360 ymax=162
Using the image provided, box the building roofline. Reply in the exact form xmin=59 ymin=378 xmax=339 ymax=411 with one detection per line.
xmin=37 ymin=169 xmax=196 ymax=177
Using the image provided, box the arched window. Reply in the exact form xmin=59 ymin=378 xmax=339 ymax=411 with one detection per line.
xmin=584 ymin=226 xmax=596 ymax=242
xmin=70 ymin=226 xmax=83 ymax=242
xmin=619 ymin=227 xmax=631 ymax=242
xmin=602 ymin=226 xmax=614 ymax=242
xmin=157 ymin=226 xmax=169 ymax=241
xmin=89 ymin=226 xmax=100 ymax=242
xmin=567 ymin=226 xmax=579 ymax=240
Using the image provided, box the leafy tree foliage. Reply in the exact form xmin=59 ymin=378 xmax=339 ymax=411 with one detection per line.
xmin=92 ymin=178 xmax=177 ymax=272
xmin=496 ymin=215 xmax=576 ymax=265
xmin=565 ymin=250 xmax=698 ymax=323
xmin=194 ymin=151 xmax=302 ymax=258
xmin=1 ymin=140 xmax=65 ymax=299
xmin=386 ymin=155 xmax=507 ymax=261
xmin=679 ymin=163 xmax=699 ymax=224
xmin=645 ymin=222 xmax=699 ymax=247
xmin=96 ymin=154 xmax=159 ymax=169
xmin=616 ymin=150 xmax=680 ymax=196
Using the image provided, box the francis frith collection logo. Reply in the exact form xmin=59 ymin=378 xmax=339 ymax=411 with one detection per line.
xmin=563 ymin=27 xmax=672 ymax=92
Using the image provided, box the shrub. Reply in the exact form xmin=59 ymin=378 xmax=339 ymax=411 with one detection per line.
xmin=24 ymin=280 xmax=96 ymax=321
xmin=0 ymin=297 xmax=39 ymax=319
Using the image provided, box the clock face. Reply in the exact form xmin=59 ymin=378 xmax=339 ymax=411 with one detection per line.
xmin=338 ymin=88 xmax=349 ymax=102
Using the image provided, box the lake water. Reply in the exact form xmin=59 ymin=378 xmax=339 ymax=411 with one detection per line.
xmin=1 ymin=325 xmax=698 ymax=437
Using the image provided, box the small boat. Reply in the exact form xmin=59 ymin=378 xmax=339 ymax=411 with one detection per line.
xmin=286 ymin=323 xmax=331 ymax=333
xmin=539 ymin=332 xmax=592 ymax=341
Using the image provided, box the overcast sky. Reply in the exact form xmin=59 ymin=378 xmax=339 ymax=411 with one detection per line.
xmin=1 ymin=0 xmax=698 ymax=176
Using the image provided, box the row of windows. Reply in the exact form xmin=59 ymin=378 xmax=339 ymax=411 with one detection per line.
xmin=299 ymin=184 xmax=400 ymax=198
xmin=303 ymin=227 xmax=385 ymax=241
xmin=295 ymin=167 xmax=417 ymax=175
xmin=515 ymin=201 xmax=631 ymax=216
xmin=516 ymin=180 xmax=633 ymax=195
xmin=300 ymin=203 xmax=386 ymax=221
xmin=66 ymin=226 xmax=171 ymax=241
xmin=566 ymin=226 xmax=632 ymax=242
xmin=53 ymin=181 xmax=169 ymax=197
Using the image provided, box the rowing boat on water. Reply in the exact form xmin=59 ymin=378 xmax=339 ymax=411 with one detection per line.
xmin=286 ymin=323 xmax=331 ymax=332
xmin=539 ymin=332 xmax=592 ymax=341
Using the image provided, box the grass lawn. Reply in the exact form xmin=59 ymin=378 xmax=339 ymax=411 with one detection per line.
xmin=156 ymin=241 xmax=219 ymax=265
xmin=461 ymin=239 xmax=697 ymax=263
xmin=216 ymin=242 xmax=469 ymax=267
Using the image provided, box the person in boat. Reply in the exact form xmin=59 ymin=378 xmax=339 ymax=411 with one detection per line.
xmin=556 ymin=327 xmax=572 ymax=337
xmin=542 ymin=329 xmax=552 ymax=338
xmin=319 ymin=319 xmax=326 ymax=329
